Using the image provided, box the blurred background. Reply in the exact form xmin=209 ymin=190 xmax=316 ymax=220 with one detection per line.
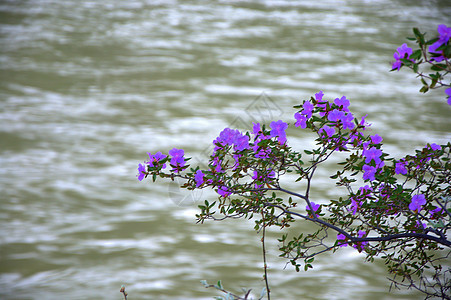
xmin=1 ymin=0 xmax=450 ymax=299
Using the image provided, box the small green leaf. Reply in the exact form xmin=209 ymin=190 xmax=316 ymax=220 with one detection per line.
xmin=419 ymin=85 xmax=429 ymax=93
xmin=410 ymin=49 xmax=422 ymax=60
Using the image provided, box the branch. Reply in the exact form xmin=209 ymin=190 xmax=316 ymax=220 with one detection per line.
xmin=264 ymin=202 xmax=451 ymax=247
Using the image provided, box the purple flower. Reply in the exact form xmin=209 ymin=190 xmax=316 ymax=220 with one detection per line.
xmin=217 ymin=186 xmax=231 ymax=197
xmin=214 ymin=128 xmax=250 ymax=152
xmin=430 ymin=206 xmax=444 ymax=219
xmin=234 ymin=133 xmax=250 ymax=151
xmin=370 ymin=134 xmax=383 ymax=145
xmin=334 ymin=96 xmax=350 ymax=112
xmin=362 ymin=164 xmax=377 ymax=181
xmin=315 ymin=91 xmax=324 ymax=101
xmin=359 ymin=185 xmax=373 ymax=194
xmin=302 ymin=101 xmax=314 ymax=118
xmin=319 ymin=125 xmax=335 ymax=138
xmin=360 ymin=114 xmax=371 ymax=130
xmin=392 ymin=43 xmax=414 ymax=70
xmin=306 ymin=202 xmax=320 ymax=214
xmin=328 ymin=109 xmax=345 ymax=122
xmin=270 ymin=120 xmax=288 ymax=144
xmin=395 ymin=160 xmax=408 ymax=175
xmin=148 ymin=151 xmax=167 ymax=168
xmin=429 ymin=24 xmax=451 ymax=62
xmin=294 ymin=112 xmax=307 ymax=129
xmin=137 ymin=163 xmax=146 ymax=181
xmin=437 ymin=24 xmax=451 ymax=44
xmin=342 ymin=113 xmax=355 ymax=130
xmin=195 ymin=170 xmax=205 ymax=187
xmin=337 ymin=233 xmax=348 ymax=247
xmin=350 ymin=198 xmax=359 ymax=215
xmin=216 ymin=128 xmax=236 ymax=146
xmin=169 ymin=148 xmax=185 ymax=172
xmin=429 ymin=143 xmax=441 ymax=151
xmin=409 ymin=194 xmax=426 ymax=212
xmin=353 ymin=230 xmax=368 ymax=251
xmin=364 ymin=147 xmax=382 ymax=165
xmin=446 ymin=88 xmax=451 ymax=105
xmin=253 ymin=122 xmax=261 ymax=135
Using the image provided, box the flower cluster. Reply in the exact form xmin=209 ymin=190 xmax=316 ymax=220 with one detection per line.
xmin=392 ymin=24 xmax=451 ymax=105
xmin=392 ymin=43 xmax=414 ymax=70
xmin=136 ymin=148 xmax=187 ymax=181
xmin=136 ymin=25 xmax=450 ymax=299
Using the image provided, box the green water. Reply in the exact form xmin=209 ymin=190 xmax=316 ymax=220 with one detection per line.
xmin=1 ymin=1 xmax=450 ymax=299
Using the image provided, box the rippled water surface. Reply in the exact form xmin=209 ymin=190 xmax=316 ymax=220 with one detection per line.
xmin=1 ymin=0 xmax=450 ymax=299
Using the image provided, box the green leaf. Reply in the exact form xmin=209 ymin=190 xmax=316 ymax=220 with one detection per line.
xmin=419 ymin=85 xmax=429 ymax=93
xmin=431 ymin=64 xmax=447 ymax=71
xmin=412 ymin=27 xmax=425 ymax=44
xmin=425 ymin=37 xmax=439 ymax=45
xmin=410 ymin=49 xmax=422 ymax=60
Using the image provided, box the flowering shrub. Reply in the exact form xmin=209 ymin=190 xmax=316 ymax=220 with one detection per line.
xmin=137 ymin=25 xmax=450 ymax=299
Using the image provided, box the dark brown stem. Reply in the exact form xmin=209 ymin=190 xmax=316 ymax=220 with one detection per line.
xmin=261 ymin=212 xmax=271 ymax=300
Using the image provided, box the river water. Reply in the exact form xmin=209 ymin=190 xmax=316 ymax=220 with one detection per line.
xmin=1 ymin=1 xmax=450 ymax=299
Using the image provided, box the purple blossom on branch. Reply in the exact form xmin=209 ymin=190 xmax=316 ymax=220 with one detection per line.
xmin=430 ymin=206 xmax=444 ymax=219
xmin=429 ymin=24 xmax=451 ymax=62
xmin=353 ymin=230 xmax=368 ymax=251
xmin=364 ymin=147 xmax=383 ymax=165
xmin=214 ymin=128 xmax=250 ymax=152
xmin=342 ymin=113 xmax=355 ymax=130
xmin=253 ymin=122 xmax=261 ymax=135
xmin=217 ymin=186 xmax=231 ymax=197
xmin=137 ymin=163 xmax=146 ymax=181
xmin=392 ymin=43 xmax=414 ymax=70
xmin=315 ymin=91 xmax=324 ymax=101
xmin=319 ymin=125 xmax=335 ymax=138
xmin=446 ymin=88 xmax=451 ymax=106
xmin=362 ymin=164 xmax=377 ymax=181
xmin=350 ymin=198 xmax=360 ymax=215
xmin=409 ymin=194 xmax=426 ymax=212
xmin=270 ymin=120 xmax=288 ymax=144
xmin=169 ymin=148 xmax=186 ymax=172
xmin=337 ymin=234 xmax=348 ymax=247
xmin=395 ymin=160 xmax=408 ymax=175
xmin=328 ymin=109 xmax=345 ymax=122
xmin=429 ymin=143 xmax=442 ymax=151
xmin=334 ymin=96 xmax=350 ymax=112
xmin=302 ymin=101 xmax=314 ymax=118
xmin=195 ymin=170 xmax=205 ymax=187
xmin=294 ymin=112 xmax=307 ymax=129
xmin=305 ymin=202 xmax=320 ymax=214
xmin=148 ymin=151 xmax=167 ymax=168
xmin=370 ymin=134 xmax=383 ymax=145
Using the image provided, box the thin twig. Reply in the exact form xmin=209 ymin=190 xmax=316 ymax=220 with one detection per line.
xmin=120 ymin=285 xmax=127 ymax=300
xmin=261 ymin=211 xmax=271 ymax=300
